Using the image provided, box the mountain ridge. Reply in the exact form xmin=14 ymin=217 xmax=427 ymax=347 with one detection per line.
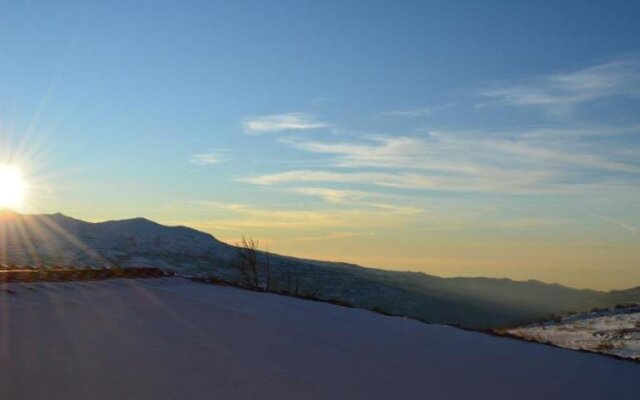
xmin=1 ymin=211 xmax=638 ymax=328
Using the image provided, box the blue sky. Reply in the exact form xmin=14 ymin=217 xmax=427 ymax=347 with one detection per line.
xmin=1 ymin=0 xmax=639 ymax=288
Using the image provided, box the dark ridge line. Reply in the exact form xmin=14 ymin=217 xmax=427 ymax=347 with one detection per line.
xmin=0 ymin=266 xmax=173 ymax=283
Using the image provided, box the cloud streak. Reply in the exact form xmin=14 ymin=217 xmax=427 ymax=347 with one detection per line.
xmin=189 ymin=150 xmax=229 ymax=165
xmin=239 ymin=168 xmax=609 ymax=195
xmin=261 ymin=127 xmax=640 ymax=195
xmin=478 ymin=57 xmax=640 ymax=109
xmin=295 ymin=231 xmax=375 ymax=241
xmin=242 ymin=113 xmax=328 ymax=134
xmin=183 ymin=201 xmax=422 ymax=231
xmin=287 ymin=187 xmax=371 ymax=204
xmin=589 ymin=213 xmax=638 ymax=235
xmin=383 ymin=104 xmax=454 ymax=118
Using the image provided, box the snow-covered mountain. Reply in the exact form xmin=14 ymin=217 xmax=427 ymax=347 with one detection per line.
xmin=0 ymin=211 xmax=235 ymax=270
xmin=1 ymin=210 xmax=639 ymax=329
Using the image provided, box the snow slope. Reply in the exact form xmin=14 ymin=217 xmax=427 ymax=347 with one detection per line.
xmin=506 ymin=304 xmax=640 ymax=360
xmin=0 ymin=278 xmax=638 ymax=400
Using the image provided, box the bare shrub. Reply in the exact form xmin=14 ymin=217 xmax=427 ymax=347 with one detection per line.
xmin=264 ymin=249 xmax=272 ymax=291
xmin=233 ymin=236 xmax=317 ymax=297
xmin=233 ymin=236 xmax=260 ymax=287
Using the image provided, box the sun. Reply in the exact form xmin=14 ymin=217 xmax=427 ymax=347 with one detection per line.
xmin=0 ymin=165 xmax=27 ymax=210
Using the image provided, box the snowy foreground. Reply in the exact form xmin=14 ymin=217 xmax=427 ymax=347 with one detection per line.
xmin=507 ymin=305 xmax=640 ymax=360
xmin=0 ymin=278 xmax=638 ymax=400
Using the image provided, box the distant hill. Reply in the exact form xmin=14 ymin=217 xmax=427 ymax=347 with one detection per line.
xmin=1 ymin=210 xmax=638 ymax=328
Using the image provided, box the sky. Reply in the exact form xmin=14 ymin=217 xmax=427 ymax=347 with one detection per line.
xmin=0 ymin=0 xmax=639 ymax=289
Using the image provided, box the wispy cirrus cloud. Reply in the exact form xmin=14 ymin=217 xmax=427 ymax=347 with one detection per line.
xmin=182 ymin=200 xmax=422 ymax=231
xmin=295 ymin=231 xmax=375 ymax=242
xmin=247 ymin=125 xmax=640 ymax=195
xmin=429 ymin=131 xmax=640 ymax=175
xmin=242 ymin=112 xmax=329 ymax=134
xmin=589 ymin=212 xmax=638 ymax=235
xmin=189 ymin=150 xmax=229 ymax=165
xmin=287 ymin=187 xmax=370 ymax=204
xmin=277 ymin=135 xmax=480 ymax=174
xmin=284 ymin=186 xmax=411 ymax=208
xmin=239 ymin=168 xmax=586 ymax=194
xmin=230 ymin=59 xmax=639 ymax=242
xmin=478 ymin=57 xmax=640 ymax=109
xmin=384 ymin=103 xmax=454 ymax=118
xmin=240 ymin=170 xmax=445 ymax=190
xmin=292 ymin=127 xmax=640 ymax=173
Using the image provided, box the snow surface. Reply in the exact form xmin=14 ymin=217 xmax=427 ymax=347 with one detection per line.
xmin=0 ymin=278 xmax=638 ymax=399
xmin=507 ymin=305 xmax=640 ymax=360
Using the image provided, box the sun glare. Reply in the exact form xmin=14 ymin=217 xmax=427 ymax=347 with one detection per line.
xmin=0 ymin=165 xmax=27 ymax=210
